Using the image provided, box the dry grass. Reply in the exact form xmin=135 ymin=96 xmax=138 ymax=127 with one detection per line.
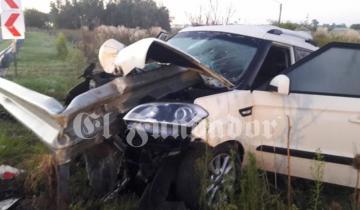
xmin=313 ymin=27 xmax=360 ymax=46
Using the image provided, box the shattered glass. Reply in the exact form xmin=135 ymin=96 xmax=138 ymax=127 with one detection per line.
xmin=168 ymin=31 xmax=258 ymax=84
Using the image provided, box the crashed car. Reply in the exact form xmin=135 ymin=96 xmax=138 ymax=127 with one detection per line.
xmin=0 ymin=25 xmax=318 ymax=209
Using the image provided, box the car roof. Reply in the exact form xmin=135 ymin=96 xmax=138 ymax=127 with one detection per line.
xmin=180 ymin=25 xmax=319 ymax=51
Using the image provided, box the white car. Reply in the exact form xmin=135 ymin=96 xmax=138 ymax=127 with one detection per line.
xmin=0 ymin=25 xmax=325 ymax=209
xmin=191 ymin=41 xmax=360 ymax=191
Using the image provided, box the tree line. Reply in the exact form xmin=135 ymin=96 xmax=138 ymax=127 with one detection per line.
xmin=271 ymin=19 xmax=360 ymax=32
xmin=25 ymin=0 xmax=171 ymax=31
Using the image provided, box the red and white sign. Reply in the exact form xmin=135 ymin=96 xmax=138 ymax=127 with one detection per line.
xmin=0 ymin=0 xmax=21 ymax=11
xmin=1 ymin=11 xmax=24 ymax=39
xmin=0 ymin=0 xmax=24 ymax=39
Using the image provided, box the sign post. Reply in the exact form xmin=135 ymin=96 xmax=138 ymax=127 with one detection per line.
xmin=1 ymin=0 xmax=25 ymax=40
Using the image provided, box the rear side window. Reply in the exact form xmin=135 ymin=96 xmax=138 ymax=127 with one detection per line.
xmin=288 ymin=45 xmax=360 ymax=97
xmin=294 ymin=47 xmax=313 ymax=61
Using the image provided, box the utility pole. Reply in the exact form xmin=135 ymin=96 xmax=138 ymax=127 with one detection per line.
xmin=278 ymin=3 xmax=283 ymax=25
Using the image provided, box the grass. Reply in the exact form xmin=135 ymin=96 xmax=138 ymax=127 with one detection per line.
xmin=196 ymin=151 xmax=357 ymax=210
xmin=313 ymin=28 xmax=360 ymax=47
xmin=0 ymin=40 xmax=12 ymax=51
xmin=5 ymin=31 xmax=85 ymax=100
xmin=0 ymin=122 xmax=47 ymax=166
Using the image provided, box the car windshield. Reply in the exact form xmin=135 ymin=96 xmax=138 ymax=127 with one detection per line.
xmin=168 ymin=31 xmax=259 ymax=83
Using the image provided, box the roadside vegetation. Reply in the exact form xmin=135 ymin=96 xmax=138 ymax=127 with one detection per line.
xmin=273 ymin=20 xmax=360 ymax=47
xmin=313 ymin=27 xmax=360 ymax=46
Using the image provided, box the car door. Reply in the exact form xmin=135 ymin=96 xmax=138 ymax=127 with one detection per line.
xmin=252 ymin=43 xmax=360 ymax=188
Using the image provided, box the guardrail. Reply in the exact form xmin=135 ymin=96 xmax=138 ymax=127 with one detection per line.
xmin=0 ymin=39 xmax=24 ymax=120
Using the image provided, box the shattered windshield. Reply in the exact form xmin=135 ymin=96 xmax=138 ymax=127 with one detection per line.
xmin=168 ymin=31 xmax=258 ymax=83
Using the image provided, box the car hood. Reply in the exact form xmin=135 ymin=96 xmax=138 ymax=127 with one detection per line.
xmin=113 ymin=38 xmax=234 ymax=88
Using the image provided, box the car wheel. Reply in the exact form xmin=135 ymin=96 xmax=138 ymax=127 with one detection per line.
xmin=176 ymin=142 xmax=243 ymax=209
xmin=206 ymin=143 xmax=243 ymax=208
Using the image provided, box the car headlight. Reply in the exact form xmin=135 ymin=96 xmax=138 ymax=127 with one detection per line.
xmin=123 ymin=103 xmax=208 ymax=127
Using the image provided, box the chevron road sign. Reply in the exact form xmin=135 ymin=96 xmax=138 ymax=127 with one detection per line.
xmin=0 ymin=0 xmax=25 ymax=39
xmin=1 ymin=0 xmax=21 ymax=10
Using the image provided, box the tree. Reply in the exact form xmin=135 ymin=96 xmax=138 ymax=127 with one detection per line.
xmin=25 ymin=9 xmax=49 ymax=28
xmin=270 ymin=20 xmax=300 ymax=30
xmin=351 ymin=24 xmax=360 ymax=30
xmin=49 ymin=0 xmax=171 ymax=30
xmin=311 ymin=19 xmax=319 ymax=31
xmin=56 ymin=33 xmax=69 ymax=60
xmin=187 ymin=0 xmax=237 ymax=25
xmin=104 ymin=0 xmax=171 ymax=30
xmin=78 ymin=0 xmax=104 ymax=30
xmin=50 ymin=0 xmax=81 ymax=29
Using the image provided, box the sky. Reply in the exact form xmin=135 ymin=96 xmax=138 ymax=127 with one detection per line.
xmin=23 ymin=0 xmax=360 ymax=26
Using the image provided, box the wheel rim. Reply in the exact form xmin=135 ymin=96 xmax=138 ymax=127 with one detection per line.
xmin=206 ymin=153 xmax=236 ymax=206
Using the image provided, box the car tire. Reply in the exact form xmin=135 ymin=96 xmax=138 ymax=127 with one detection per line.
xmin=175 ymin=141 xmax=243 ymax=209
xmin=207 ymin=142 xmax=243 ymax=208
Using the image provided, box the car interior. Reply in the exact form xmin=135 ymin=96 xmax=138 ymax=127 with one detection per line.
xmin=252 ymin=45 xmax=291 ymax=88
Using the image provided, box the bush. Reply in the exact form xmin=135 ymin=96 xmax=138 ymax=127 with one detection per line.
xmin=67 ymin=49 xmax=87 ymax=72
xmin=56 ymin=33 xmax=69 ymax=60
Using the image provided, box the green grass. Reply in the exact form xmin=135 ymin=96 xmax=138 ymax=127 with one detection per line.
xmin=0 ymin=122 xmax=47 ymax=166
xmin=0 ymin=40 xmax=12 ymax=51
xmin=5 ymin=31 xmax=86 ymax=100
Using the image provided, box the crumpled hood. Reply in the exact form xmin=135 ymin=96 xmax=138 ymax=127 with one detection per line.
xmin=114 ymin=38 xmax=234 ymax=88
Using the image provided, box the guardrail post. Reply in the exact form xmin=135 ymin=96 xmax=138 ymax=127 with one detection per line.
xmin=55 ymin=162 xmax=70 ymax=210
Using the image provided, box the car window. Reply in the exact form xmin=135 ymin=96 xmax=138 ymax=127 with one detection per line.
xmin=294 ymin=47 xmax=313 ymax=61
xmin=168 ymin=31 xmax=259 ymax=84
xmin=252 ymin=45 xmax=291 ymax=88
xmin=287 ymin=44 xmax=360 ymax=97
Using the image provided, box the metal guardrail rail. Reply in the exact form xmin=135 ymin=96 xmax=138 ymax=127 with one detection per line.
xmin=0 ymin=39 xmax=24 ymax=120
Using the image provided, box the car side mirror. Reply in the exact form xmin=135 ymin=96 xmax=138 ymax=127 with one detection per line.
xmin=156 ymin=31 xmax=170 ymax=41
xmin=269 ymin=74 xmax=290 ymax=95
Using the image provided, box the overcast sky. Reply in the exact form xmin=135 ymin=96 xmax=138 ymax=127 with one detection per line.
xmin=24 ymin=0 xmax=360 ymax=26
